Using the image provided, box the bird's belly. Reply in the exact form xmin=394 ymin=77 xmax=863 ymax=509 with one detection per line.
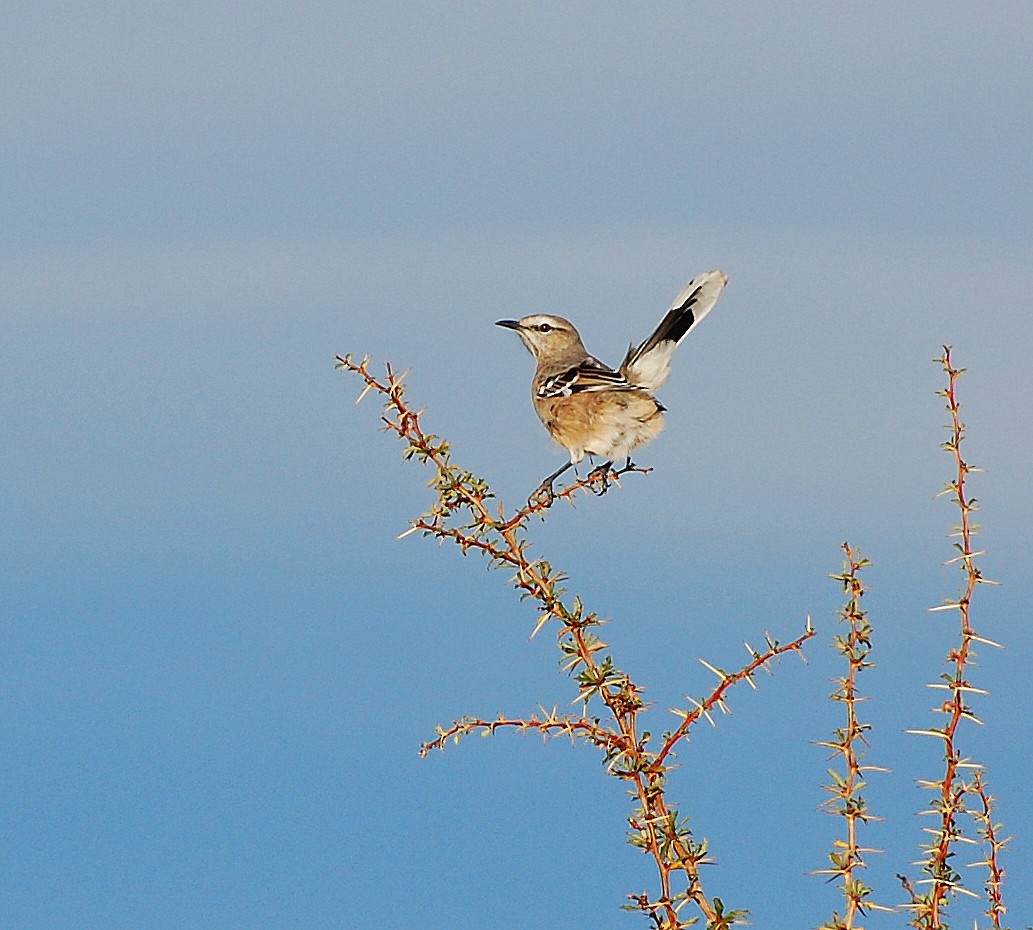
xmin=540 ymin=391 xmax=664 ymax=462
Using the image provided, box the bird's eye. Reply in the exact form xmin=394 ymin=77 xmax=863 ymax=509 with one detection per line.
xmin=537 ymin=323 xmax=552 ymax=333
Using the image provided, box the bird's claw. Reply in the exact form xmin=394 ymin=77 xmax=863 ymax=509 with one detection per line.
xmin=586 ymin=463 xmax=613 ymax=495
xmin=528 ymin=482 xmax=557 ymax=508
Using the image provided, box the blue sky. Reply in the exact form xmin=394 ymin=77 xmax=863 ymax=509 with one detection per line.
xmin=2 ymin=4 xmax=1031 ymax=928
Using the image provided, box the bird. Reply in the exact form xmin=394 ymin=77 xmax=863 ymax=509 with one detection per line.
xmin=496 ymin=269 xmax=728 ymax=505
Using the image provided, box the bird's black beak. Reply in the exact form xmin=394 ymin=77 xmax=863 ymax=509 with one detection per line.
xmin=495 ymin=319 xmax=520 ymax=330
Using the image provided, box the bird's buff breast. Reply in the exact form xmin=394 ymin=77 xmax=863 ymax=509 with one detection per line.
xmin=537 ymin=390 xmax=664 ymax=462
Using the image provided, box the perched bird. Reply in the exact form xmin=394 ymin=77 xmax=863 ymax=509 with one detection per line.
xmin=496 ymin=269 xmax=728 ymax=504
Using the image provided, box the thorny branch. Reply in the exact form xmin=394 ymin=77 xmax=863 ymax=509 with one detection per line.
xmin=899 ymin=346 xmax=1007 ymax=929
xmin=338 ymin=353 xmax=813 ymax=929
xmin=816 ymin=544 xmax=893 ymax=929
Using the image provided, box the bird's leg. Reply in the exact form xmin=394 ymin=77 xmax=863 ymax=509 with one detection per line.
xmin=529 ymin=461 xmax=574 ymax=508
xmin=586 ymin=458 xmax=614 ymax=495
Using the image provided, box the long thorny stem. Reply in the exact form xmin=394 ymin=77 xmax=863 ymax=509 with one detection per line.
xmin=900 ymin=346 xmax=1007 ymax=928
xmin=817 ymin=544 xmax=893 ymax=929
xmin=339 ymin=354 xmax=814 ymax=929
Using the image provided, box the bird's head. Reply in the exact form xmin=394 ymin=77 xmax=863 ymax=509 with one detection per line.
xmin=495 ymin=314 xmax=586 ymax=361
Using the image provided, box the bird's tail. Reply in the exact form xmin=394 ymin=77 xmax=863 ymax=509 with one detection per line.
xmin=620 ymin=269 xmax=728 ymax=392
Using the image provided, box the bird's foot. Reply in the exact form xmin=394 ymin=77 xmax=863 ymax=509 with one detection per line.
xmin=586 ymin=461 xmax=614 ymax=495
xmin=528 ymin=481 xmax=557 ymax=509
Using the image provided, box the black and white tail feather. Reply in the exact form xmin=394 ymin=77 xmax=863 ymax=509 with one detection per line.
xmin=620 ymin=269 xmax=728 ymax=392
